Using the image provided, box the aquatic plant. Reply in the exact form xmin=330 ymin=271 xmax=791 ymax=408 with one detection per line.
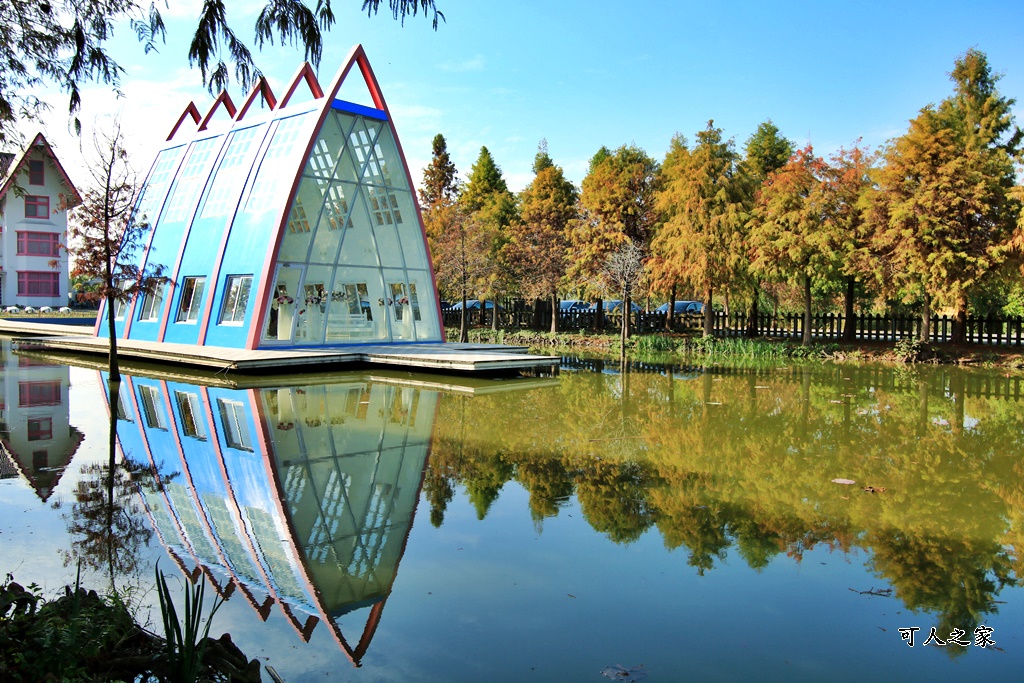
xmin=155 ymin=566 xmax=225 ymax=683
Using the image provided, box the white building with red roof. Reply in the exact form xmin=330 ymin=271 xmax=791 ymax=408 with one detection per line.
xmin=0 ymin=133 xmax=81 ymax=308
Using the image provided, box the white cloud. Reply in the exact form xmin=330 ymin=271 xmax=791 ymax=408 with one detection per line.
xmin=439 ymin=55 xmax=486 ymax=72
xmin=20 ymin=71 xmax=208 ymax=189
xmin=389 ymin=104 xmax=444 ymax=134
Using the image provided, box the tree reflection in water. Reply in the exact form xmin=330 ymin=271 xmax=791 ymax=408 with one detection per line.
xmin=60 ymin=379 xmax=161 ymax=591
xmin=425 ymin=360 xmax=1023 ymax=647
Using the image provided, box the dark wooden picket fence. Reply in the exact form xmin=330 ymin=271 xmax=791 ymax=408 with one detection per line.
xmin=443 ymin=305 xmax=1024 ymax=346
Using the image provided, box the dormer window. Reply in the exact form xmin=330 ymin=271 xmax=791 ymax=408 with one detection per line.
xmin=25 ymin=195 xmax=49 ymax=218
xmin=29 ymin=159 xmax=44 ymax=185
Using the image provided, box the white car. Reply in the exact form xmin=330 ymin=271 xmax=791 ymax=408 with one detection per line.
xmin=58 ymin=307 xmax=72 ymax=314
xmin=4 ymin=306 xmax=19 ymax=313
xmin=39 ymin=306 xmax=53 ymax=313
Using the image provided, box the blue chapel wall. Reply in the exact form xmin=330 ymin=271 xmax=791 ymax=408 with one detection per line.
xmin=162 ymin=125 xmax=267 ymax=346
xmin=97 ymin=145 xmax=187 ymax=340
xmin=203 ymin=113 xmax=316 ymax=348
xmin=126 ymin=135 xmax=224 ymax=342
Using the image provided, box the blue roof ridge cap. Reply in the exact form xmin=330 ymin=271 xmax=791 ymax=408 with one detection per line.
xmin=332 ymin=99 xmax=387 ymax=120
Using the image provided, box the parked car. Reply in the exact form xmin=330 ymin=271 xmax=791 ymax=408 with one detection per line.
xmin=559 ymin=300 xmax=590 ymax=311
xmin=449 ymin=299 xmax=504 ymax=311
xmin=592 ymin=300 xmax=641 ymax=314
xmin=656 ymin=300 xmax=704 ymax=315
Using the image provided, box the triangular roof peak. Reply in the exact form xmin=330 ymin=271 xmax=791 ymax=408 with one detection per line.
xmin=325 ymin=45 xmax=388 ymax=112
xmin=0 ymin=132 xmax=82 ymax=208
xmin=236 ymin=77 xmax=279 ymax=122
xmin=167 ymin=102 xmax=202 ymax=142
xmin=199 ymin=91 xmax=238 ymax=131
xmin=279 ymin=62 xmax=324 ymax=109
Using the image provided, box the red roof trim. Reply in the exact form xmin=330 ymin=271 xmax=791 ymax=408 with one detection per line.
xmin=0 ymin=132 xmax=82 ymax=208
xmin=278 ymin=62 xmax=324 ymax=109
xmin=167 ymin=102 xmax=202 ymax=142
xmin=236 ymin=77 xmax=278 ymax=121
xmin=199 ymin=91 xmax=238 ymax=131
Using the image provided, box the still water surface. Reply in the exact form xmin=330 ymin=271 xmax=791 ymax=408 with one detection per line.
xmin=2 ymin=343 xmax=1024 ymax=681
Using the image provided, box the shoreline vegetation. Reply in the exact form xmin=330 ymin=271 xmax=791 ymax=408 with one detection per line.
xmin=448 ymin=328 xmax=1024 ymax=370
xmin=0 ymin=572 xmax=261 ymax=683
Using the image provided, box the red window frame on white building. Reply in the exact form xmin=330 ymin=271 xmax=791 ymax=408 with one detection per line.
xmin=24 ymin=195 xmax=49 ymax=218
xmin=17 ymin=231 xmax=60 ymax=256
xmin=17 ymin=271 xmax=60 ymax=297
xmin=18 ymin=380 xmax=62 ymax=407
xmin=28 ymin=160 xmax=44 ymax=185
xmin=27 ymin=417 xmax=53 ymax=441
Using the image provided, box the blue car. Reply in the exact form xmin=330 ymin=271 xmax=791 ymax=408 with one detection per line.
xmin=449 ymin=300 xmax=503 ymax=311
xmin=656 ymin=300 xmax=704 ymax=315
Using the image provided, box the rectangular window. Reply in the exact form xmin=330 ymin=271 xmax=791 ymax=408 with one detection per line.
xmin=24 ymin=195 xmax=49 ymax=218
xmin=32 ymin=451 xmax=48 ymax=471
xmin=175 ymin=391 xmax=207 ymax=440
xmin=218 ymin=399 xmax=253 ymax=451
xmin=17 ymin=231 xmax=60 ymax=256
xmin=175 ymin=277 xmax=206 ymax=323
xmin=115 ymin=383 xmax=133 ymax=422
xmin=18 ymin=271 xmax=59 ymax=297
xmin=28 ymin=160 xmax=44 ymax=185
xmin=138 ymin=282 xmax=165 ymax=322
xmin=139 ymin=384 xmax=168 ymax=430
xmin=219 ymin=275 xmax=252 ymax=324
xmin=18 ymin=381 xmax=61 ymax=407
xmin=27 ymin=417 xmax=52 ymax=441
xmin=112 ymin=280 xmax=130 ymax=320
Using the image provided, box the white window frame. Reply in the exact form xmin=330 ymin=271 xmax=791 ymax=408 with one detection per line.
xmin=219 ymin=275 xmax=253 ymax=325
xmin=175 ymin=276 xmax=206 ymax=323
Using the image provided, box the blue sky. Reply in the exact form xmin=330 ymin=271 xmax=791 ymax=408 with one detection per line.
xmin=24 ymin=0 xmax=1024 ymax=193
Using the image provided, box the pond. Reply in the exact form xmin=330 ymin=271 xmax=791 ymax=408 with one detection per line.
xmin=2 ymin=342 xmax=1023 ymax=682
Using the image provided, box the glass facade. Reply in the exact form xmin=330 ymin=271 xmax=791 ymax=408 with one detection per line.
xmin=261 ymin=104 xmax=440 ymax=345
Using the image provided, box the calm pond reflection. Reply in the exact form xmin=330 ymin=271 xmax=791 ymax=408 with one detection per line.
xmin=2 ymin=343 xmax=1024 ymax=681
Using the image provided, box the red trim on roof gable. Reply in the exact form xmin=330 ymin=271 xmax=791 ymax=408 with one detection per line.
xmin=199 ymin=91 xmax=238 ymax=131
xmin=0 ymin=132 xmax=82 ymax=208
xmin=167 ymin=102 xmax=202 ymax=142
xmin=278 ymin=62 xmax=324 ymax=109
xmin=236 ymin=77 xmax=278 ymax=121
xmin=248 ymin=45 xmax=443 ymax=348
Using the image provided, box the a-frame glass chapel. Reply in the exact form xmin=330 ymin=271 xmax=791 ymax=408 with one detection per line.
xmin=98 ymin=45 xmax=442 ymax=349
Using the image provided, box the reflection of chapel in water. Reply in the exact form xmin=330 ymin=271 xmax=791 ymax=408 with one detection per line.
xmin=110 ymin=373 xmax=435 ymax=665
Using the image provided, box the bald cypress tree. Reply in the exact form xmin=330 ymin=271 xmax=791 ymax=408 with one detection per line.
xmin=419 ymin=133 xmax=458 ymax=209
xmin=868 ymin=49 xmax=1020 ymax=343
xmin=459 ymin=147 xmax=515 ymax=330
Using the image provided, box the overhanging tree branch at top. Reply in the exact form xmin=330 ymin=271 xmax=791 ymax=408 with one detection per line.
xmin=0 ymin=0 xmax=444 ymax=147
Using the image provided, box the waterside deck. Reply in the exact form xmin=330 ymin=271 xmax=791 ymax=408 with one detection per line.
xmin=1 ymin=320 xmax=559 ymax=376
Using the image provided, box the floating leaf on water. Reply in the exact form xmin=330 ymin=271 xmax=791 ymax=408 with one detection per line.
xmin=601 ymin=664 xmax=648 ymax=681
xmin=832 ymin=478 xmax=857 ymax=485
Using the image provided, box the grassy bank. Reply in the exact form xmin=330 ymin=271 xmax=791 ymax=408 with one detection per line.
xmin=446 ymin=327 xmax=1024 ymax=369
